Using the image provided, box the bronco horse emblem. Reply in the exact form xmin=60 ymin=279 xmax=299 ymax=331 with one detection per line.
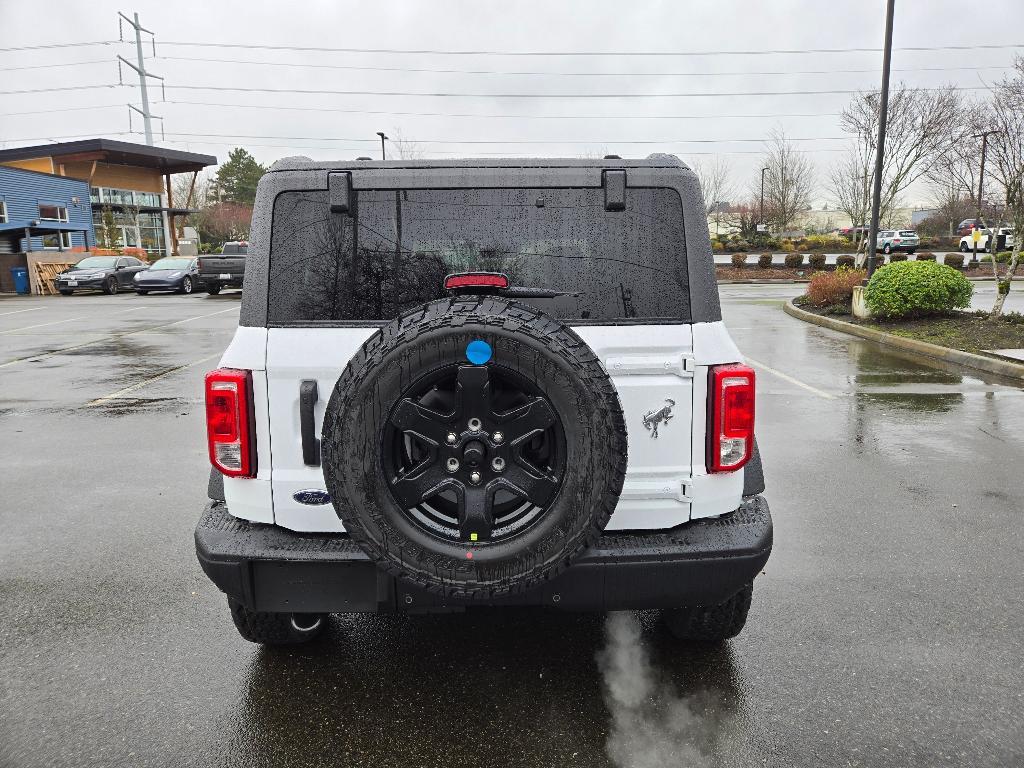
xmin=642 ymin=398 xmax=676 ymax=438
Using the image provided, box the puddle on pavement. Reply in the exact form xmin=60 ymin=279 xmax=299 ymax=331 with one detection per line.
xmin=87 ymin=397 xmax=192 ymax=417
xmin=856 ymin=392 xmax=965 ymax=414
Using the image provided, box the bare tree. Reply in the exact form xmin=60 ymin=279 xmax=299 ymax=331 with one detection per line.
xmin=828 ymin=147 xmax=872 ymax=251
xmin=389 ymin=128 xmax=427 ymax=160
xmin=985 ymin=57 xmax=1024 ymax=316
xmin=758 ymin=128 xmax=815 ymax=233
xmin=691 ymin=156 xmax=736 ymax=235
xmin=839 ymin=84 xmax=960 ymax=264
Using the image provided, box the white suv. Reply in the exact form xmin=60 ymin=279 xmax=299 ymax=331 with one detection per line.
xmin=959 ymin=227 xmax=1014 ymax=253
xmin=195 ymin=156 xmax=772 ymax=647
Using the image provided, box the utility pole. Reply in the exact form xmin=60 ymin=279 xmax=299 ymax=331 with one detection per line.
xmin=865 ymin=0 xmax=895 ymax=279
xmin=972 ymin=129 xmax=1000 ymax=267
xmin=118 ymin=11 xmax=163 ymax=146
xmin=376 ymin=132 xmax=388 ymax=161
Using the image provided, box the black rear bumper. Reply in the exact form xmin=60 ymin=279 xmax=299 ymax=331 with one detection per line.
xmin=195 ymin=497 xmax=772 ymax=614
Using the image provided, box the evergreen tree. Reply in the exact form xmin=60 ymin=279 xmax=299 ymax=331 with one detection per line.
xmin=214 ymin=148 xmax=266 ymax=205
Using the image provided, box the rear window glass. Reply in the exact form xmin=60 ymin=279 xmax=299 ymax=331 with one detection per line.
xmin=267 ymin=187 xmax=689 ymax=324
xmin=222 ymin=243 xmax=248 ymax=255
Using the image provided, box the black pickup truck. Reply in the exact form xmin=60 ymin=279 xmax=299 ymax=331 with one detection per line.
xmin=196 ymin=241 xmax=247 ymax=295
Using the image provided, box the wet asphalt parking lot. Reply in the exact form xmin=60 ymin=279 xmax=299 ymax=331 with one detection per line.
xmin=1 ymin=284 xmax=1022 ymax=768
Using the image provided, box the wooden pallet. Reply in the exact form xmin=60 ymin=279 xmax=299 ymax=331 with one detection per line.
xmin=33 ymin=262 xmax=75 ymax=295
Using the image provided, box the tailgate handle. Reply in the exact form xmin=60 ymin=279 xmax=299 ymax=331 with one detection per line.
xmin=299 ymin=380 xmax=321 ymax=466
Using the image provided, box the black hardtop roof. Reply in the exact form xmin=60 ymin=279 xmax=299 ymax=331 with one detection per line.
xmin=269 ymin=154 xmax=689 ymax=173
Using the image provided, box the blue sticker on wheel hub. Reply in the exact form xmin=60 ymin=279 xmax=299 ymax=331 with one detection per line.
xmin=466 ymin=339 xmax=492 ymax=365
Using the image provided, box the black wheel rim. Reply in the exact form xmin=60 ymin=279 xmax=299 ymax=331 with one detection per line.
xmin=381 ymin=363 xmax=565 ymax=544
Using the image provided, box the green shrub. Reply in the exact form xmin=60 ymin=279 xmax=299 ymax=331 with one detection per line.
xmin=916 ymin=252 xmax=936 ymax=261
xmin=806 ymin=267 xmax=866 ymax=308
xmin=784 ymin=253 xmax=804 ymax=268
xmin=980 ymin=254 xmax=993 ymax=263
xmin=808 ymin=253 xmax=826 ymax=270
xmin=888 ymin=252 xmax=908 ymax=262
xmin=864 ymin=261 xmax=973 ymax=319
xmin=801 ymin=234 xmax=848 ymax=252
xmin=731 ymin=252 xmax=748 ymax=268
xmin=711 ymin=239 xmax=725 ymax=252
xmin=943 ymin=253 xmax=964 ymax=269
xmin=994 ymin=251 xmax=1013 ymax=264
xmin=780 ymin=240 xmax=796 ymax=253
xmin=836 ymin=254 xmax=856 ymax=268
xmin=757 ymin=253 xmax=773 ymax=269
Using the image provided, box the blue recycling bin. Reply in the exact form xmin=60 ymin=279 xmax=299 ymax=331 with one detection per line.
xmin=11 ymin=266 xmax=30 ymax=295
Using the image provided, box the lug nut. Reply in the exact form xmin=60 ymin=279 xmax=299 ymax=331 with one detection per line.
xmin=468 ymin=417 xmax=482 ymax=432
xmin=446 ymin=458 xmax=460 ymax=473
xmin=446 ymin=432 xmax=458 ymax=444
xmin=469 ymin=471 xmax=482 ymax=485
xmin=491 ymin=457 xmax=505 ymax=472
xmin=492 ymin=431 xmax=504 ymax=444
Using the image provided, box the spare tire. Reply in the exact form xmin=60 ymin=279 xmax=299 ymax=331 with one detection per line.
xmin=321 ymin=296 xmax=627 ymax=599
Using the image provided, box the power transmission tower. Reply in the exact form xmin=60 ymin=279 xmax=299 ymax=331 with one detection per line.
xmin=117 ymin=11 xmax=164 ymax=145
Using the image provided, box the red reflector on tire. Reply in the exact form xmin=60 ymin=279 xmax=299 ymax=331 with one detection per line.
xmin=444 ymin=272 xmax=509 ymax=290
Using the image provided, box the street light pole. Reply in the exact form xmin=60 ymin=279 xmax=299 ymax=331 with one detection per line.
xmin=376 ymin=132 xmax=388 ymax=161
xmin=865 ymin=0 xmax=896 ymax=279
xmin=972 ymin=129 xmax=1000 ymax=266
xmin=759 ymin=166 xmax=768 ymax=228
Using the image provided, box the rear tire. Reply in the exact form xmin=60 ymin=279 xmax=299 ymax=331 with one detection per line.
xmin=662 ymin=583 xmax=753 ymax=645
xmin=206 ymin=284 xmax=221 ymax=295
xmin=102 ymin=277 xmax=118 ymax=295
xmin=59 ymin=289 xmax=73 ymax=296
xmin=960 ymin=241 xmax=970 ymax=252
xmin=228 ymin=598 xmax=326 ymax=646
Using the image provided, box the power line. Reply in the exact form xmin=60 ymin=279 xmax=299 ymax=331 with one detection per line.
xmin=1 ymin=130 xmax=130 ymax=144
xmin=0 ymin=100 xmax=843 ymax=121
xmin=138 ymin=133 xmax=853 ymax=156
xmin=162 ymin=99 xmax=842 ymax=120
xmin=0 ymin=84 xmax=122 ymax=95
xmin=162 ymin=83 xmax=989 ymax=98
xmin=0 ymin=103 xmax=124 ymax=117
xmin=4 ymin=59 xmax=111 ymax=72
xmin=0 ymin=41 xmax=118 ymax=53
xmin=156 ymin=41 xmax=1024 ymax=57
xmin=152 ymin=130 xmax=849 ymax=145
xmin=155 ymin=55 xmax=1014 ymax=79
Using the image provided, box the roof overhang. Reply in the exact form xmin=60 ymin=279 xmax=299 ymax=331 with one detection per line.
xmin=0 ymin=139 xmax=217 ymax=175
xmin=0 ymin=220 xmax=92 ymax=234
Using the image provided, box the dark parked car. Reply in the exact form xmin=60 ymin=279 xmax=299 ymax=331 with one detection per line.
xmin=133 ymin=257 xmax=200 ymax=295
xmin=197 ymin=241 xmax=247 ymax=295
xmin=956 ymin=219 xmax=984 ymax=236
xmin=54 ymin=255 xmax=148 ymax=296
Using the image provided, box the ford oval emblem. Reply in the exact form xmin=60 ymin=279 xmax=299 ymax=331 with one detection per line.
xmin=293 ymin=489 xmax=331 ymax=505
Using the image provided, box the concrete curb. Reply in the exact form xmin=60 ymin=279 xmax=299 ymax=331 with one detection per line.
xmin=783 ymin=299 xmax=1024 ymax=382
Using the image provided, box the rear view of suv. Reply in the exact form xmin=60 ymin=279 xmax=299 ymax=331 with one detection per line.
xmin=195 ymin=156 xmax=772 ymax=647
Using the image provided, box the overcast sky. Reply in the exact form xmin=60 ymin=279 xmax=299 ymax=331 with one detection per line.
xmin=2 ymin=0 xmax=1022 ymax=207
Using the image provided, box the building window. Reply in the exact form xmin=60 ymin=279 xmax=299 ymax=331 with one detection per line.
xmin=0 ymin=200 xmax=7 ymax=224
xmin=41 ymin=232 xmax=72 ymax=249
xmin=38 ymin=204 xmax=69 ymax=222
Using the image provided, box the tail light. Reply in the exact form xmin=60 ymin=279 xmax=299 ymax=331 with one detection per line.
xmin=205 ymin=368 xmax=255 ymax=478
xmin=707 ymin=364 xmax=755 ymax=473
xmin=444 ymin=272 xmax=509 ymax=290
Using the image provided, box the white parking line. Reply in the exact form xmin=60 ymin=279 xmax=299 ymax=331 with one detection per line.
xmin=0 ymin=317 xmax=82 ymax=335
xmin=745 ymin=356 xmax=836 ymax=400
xmin=87 ymin=352 xmax=223 ymax=406
xmin=0 ymin=306 xmax=238 ymax=370
xmin=0 ymin=307 xmax=44 ymax=317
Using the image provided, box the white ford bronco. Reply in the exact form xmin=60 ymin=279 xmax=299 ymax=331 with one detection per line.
xmin=196 ymin=155 xmax=771 ymax=646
